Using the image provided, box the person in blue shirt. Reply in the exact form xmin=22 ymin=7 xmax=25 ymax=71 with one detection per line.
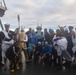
xmin=28 ymin=29 xmax=38 ymax=45
xmin=28 ymin=29 xmax=38 ymax=60
xmin=41 ymin=41 xmax=52 ymax=64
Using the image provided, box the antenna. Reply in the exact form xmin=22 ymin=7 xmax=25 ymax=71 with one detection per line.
xmin=64 ymin=25 xmax=66 ymax=28
xmin=37 ymin=22 xmax=39 ymax=26
xmin=41 ymin=23 xmax=42 ymax=28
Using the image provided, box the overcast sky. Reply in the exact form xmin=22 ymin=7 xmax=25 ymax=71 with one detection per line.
xmin=1 ymin=0 xmax=76 ymax=30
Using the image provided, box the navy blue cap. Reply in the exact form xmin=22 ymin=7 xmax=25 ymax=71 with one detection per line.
xmin=4 ymin=23 xmax=10 ymax=27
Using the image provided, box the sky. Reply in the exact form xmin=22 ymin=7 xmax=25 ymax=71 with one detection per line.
xmin=0 ymin=0 xmax=76 ymax=30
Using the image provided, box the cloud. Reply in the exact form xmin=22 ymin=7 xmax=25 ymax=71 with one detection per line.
xmin=1 ymin=0 xmax=76 ymax=30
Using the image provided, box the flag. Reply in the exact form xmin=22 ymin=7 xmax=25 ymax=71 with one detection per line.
xmin=18 ymin=15 xmax=20 ymax=22
xmin=17 ymin=15 xmax=20 ymax=28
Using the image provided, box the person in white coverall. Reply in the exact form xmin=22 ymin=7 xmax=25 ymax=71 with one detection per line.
xmin=53 ymin=30 xmax=72 ymax=70
xmin=71 ymin=29 xmax=76 ymax=61
xmin=1 ymin=24 xmax=14 ymax=70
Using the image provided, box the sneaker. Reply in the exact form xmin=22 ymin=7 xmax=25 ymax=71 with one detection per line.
xmin=18 ymin=62 xmax=22 ymax=65
xmin=0 ymin=63 xmax=4 ymax=66
xmin=10 ymin=69 xmax=14 ymax=73
xmin=16 ymin=66 xmax=20 ymax=70
xmin=3 ymin=65 xmax=7 ymax=70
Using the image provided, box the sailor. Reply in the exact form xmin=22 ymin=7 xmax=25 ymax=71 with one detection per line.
xmin=41 ymin=41 xmax=52 ymax=64
xmin=71 ymin=29 xmax=76 ymax=61
xmin=0 ymin=31 xmax=4 ymax=67
xmin=6 ymin=41 xmax=20 ymax=72
xmin=19 ymin=28 xmax=28 ymax=64
xmin=1 ymin=24 xmax=14 ymax=69
xmin=53 ymin=30 xmax=72 ymax=70
xmin=14 ymin=28 xmax=20 ymax=42
xmin=36 ymin=26 xmax=43 ymax=42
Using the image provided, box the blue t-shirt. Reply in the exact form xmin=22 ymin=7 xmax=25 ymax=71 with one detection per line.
xmin=42 ymin=45 xmax=52 ymax=55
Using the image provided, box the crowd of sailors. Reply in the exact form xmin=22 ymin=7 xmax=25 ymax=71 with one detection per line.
xmin=0 ymin=24 xmax=76 ymax=72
